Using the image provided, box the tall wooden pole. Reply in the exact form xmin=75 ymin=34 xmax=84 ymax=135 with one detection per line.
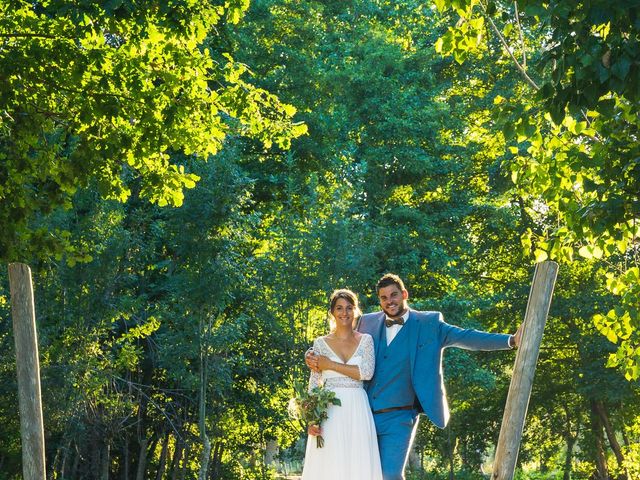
xmin=492 ymin=261 xmax=559 ymax=480
xmin=8 ymin=263 xmax=46 ymax=480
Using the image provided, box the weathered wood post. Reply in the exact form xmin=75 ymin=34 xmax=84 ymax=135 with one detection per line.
xmin=8 ymin=263 xmax=46 ymax=479
xmin=492 ymin=260 xmax=559 ymax=480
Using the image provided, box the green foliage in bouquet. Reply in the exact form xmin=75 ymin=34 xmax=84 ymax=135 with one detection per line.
xmin=288 ymin=381 xmax=341 ymax=448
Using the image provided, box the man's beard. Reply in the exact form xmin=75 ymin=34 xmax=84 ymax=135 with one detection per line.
xmin=382 ymin=303 xmax=408 ymax=319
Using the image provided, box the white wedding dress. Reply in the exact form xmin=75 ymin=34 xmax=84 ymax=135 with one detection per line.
xmin=301 ymin=333 xmax=383 ymax=480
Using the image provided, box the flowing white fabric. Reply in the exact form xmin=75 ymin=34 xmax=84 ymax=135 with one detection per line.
xmin=301 ymin=334 xmax=382 ymax=480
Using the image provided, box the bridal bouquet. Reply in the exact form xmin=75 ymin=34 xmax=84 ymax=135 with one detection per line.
xmin=288 ymin=381 xmax=341 ymax=448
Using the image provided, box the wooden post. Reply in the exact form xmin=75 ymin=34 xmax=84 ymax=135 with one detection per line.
xmin=8 ymin=263 xmax=46 ymax=480
xmin=492 ymin=261 xmax=559 ymax=480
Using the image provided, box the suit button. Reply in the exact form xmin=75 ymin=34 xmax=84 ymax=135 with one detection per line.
xmin=373 ymin=395 xmax=377 ymax=399
xmin=383 ymin=355 xmax=388 ymax=359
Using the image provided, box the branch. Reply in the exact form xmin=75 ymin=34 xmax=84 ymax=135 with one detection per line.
xmin=479 ymin=1 xmax=539 ymax=90
xmin=482 ymin=3 xmax=600 ymax=136
xmin=111 ymin=374 xmax=186 ymax=443
xmin=513 ymin=1 xmax=526 ymax=68
xmin=0 ymin=33 xmax=74 ymax=40
xmin=479 ymin=275 xmax=505 ymax=283
xmin=51 ymin=82 xmax=137 ymax=103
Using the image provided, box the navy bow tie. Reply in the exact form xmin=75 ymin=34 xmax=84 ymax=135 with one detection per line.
xmin=385 ymin=317 xmax=405 ymax=328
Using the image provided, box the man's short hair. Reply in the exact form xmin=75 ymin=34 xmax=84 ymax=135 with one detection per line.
xmin=376 ymin=273 xmax=405 ymax=293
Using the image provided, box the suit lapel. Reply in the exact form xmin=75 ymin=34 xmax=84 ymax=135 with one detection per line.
xmin=407 ymin=309 xmax=419 ymax=378
xmin=373 ymin=312 xmax=386 ymax=358
xmin=363 ymin=311 xmax=385 ymax=360
xmin=357 ymin=312 xmax=385 ymax=351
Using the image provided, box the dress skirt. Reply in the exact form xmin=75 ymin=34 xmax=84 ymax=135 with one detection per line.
xmin=301 ymin=386 xmax=382 ymax=480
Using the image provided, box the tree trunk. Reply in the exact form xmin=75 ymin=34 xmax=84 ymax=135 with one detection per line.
xmin=590 ymin=401 xmax=609 ymax=480
xmin=100 ymin=441 xmax=110 ymax=480
xmin=562 ymin=403 xmax=581 ymax=480
xmin=593 ymin=400 xmax=626 ymax=477
xmin=71 ymin=445 xmax=80 ymax=479
xmin=91 ymin=433 xmax=101 ymax=479
xmin=563 ymin=435 xmax=576 ymax=480
xmin=8 ymin=263 xmax=47 ymax=480
xmin=264 ymin=439 xmax=278 ymax=467
xmin=447 ymin=429 xmax=457 ymax=480
xmin=198 ymin=435 xmax=212 ymax=480
xmin=170 ymin=436 xmax=184 ymax=480
xmin=492 ymin=261 xmax=559 ymax=480
xmin=155 ymin=432 xmax=170 ymax=480
xmin=48 ymin=443 xmax=62 ymax=480
xmin=210 ymin=441 xmax=223 ymax=480
xmin=198 ymin=313 xmax=212 ymax=480
xmin=621 ymin=428 xmax=630 ymax=448
xmin=122 ymin=436 xmax=129 ymax=480
xmin=59 ymin=441 xmax=70 ymax=480
xmin=136 ymin=437 xmax=149 ymax=480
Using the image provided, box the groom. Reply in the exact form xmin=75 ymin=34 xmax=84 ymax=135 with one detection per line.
xmin=306 ymin=273 xmax=521 ymax=480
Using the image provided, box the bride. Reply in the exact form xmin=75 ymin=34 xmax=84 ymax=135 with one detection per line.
xmin=301 ymin=289 xmax=383 ymax=480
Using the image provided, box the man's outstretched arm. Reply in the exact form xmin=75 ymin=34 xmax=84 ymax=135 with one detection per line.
xmin=440 ymin=314 xmax=523 ymax=351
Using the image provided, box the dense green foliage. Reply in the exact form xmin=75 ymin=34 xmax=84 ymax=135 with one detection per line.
xmin=434 ymin=0 xmax=640 ymax=381
xmin=0 ymin=0 xmax=305 ymax=261
xmin=0 ymin=1 xmax=638 ymax=479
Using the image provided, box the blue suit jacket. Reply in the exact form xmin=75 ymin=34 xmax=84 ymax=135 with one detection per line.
xmin=357 ymin=309 xmax=511 ymax=428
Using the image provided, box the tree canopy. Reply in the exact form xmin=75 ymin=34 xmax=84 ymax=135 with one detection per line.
xmin=434 ymin=0 xmax=640 ymax=380
xmin=0 ymin=1 xmax=638 ymax=479
xmin=0 ymin=0 xmax=306 ymax=261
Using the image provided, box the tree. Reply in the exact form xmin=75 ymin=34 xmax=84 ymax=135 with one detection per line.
xmin=2 ymin=1 xmax=639 ymax=478
xmin=432 ymin=0 xmax=640 ymax=379
xmin=0 ymin=0 xmax=305 ymax=261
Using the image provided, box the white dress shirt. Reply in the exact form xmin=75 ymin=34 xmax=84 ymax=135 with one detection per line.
xmin=385 ymin=310 xmax=410 ymax=345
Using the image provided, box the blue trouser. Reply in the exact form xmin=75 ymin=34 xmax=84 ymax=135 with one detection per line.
xmin=373 ymin=409 xmax=420 ymax=480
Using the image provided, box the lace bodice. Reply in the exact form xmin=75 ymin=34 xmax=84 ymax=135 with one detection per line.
xmin=308 ymin=334 xmax=375 ymax=390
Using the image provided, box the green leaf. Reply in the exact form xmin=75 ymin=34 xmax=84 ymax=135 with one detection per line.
xmin=434 ymin=0 xmax=447 ymax=13
xmin=611 ymin=56 xmax=631 ymax=80
xmin=591 ymin=246 xmax=603 ymax=259
xmin=534 ymin=249 xmax=548 ymax=262
xmin=578 ymin=245 xmax=593 ymax=259
xmin=434 ymin=37 xmax=444 ymax=53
